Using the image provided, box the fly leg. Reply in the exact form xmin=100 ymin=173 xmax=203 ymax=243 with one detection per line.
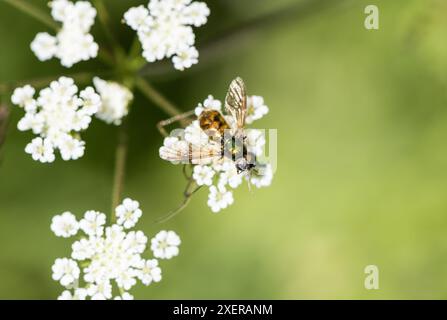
xmin=157 ymin=110 xmax=196 ymax=137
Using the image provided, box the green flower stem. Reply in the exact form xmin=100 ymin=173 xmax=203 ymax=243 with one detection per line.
xmin=134 ymin=76 xmax=182 ymax=117
xmin=156 ymin=179 xmax=201 ymax=223
xmin=109 ymin=75 xmax=135 ymax=222
xmin=0 ymin=103 xmax=10 ymax=162
xmin=92 ymin=0 xmax=126 ymax=61
xmin=2 ymin=0 xmax=59 ymax=31
xmin=128 ymin=36 xmax=142 ymax=60
xmin=111 ymin=121 xmax=128 ymax=222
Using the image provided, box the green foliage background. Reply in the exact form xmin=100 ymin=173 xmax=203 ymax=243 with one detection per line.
xmin=1 ymin=0 xmax=447 ymax=299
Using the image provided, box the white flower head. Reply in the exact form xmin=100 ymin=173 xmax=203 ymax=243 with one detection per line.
xmin=11 ymin=78 xmax=101 ymax=162
xmin=58 ymin=288 xmax=88 ymax=300
xmin=93 ymin=77 xmax=133 ymax=125
xmin=207 ymin=185 xmax=234 ymax=213
xmin=51 ymin=211 xmax=79 ymax=238
xmin=30 ymin=32 xmax=58 ymax=62
xmin=124 ymin=0 xmax=210 ymax=70
xmin=192 ymin=164 xmax=215 ymax=186
xmin=79 ymin=210 xmax=106 ymax=236
xmin=217 ymin=160 xmax=244 ymax=189
xmin=137 ymin=259 xmax=162 ymax=286
xmin=184 ymin=120 xmax=209 ymax=146
xmin=31 ymin=0 xmax=98 ymax=67
xmin=87 ymin=281 xmax=113 ymax=300
xmin=25 ymin=137 xmax=56 ymax=163
xmin=114 ymin=292 xmax=134 ymax=300
xmin=52 ymin=258 xmax=80 ymax=286
xmin=58 ymin=135 xmax=85 ymax=161
xmin=249 ymin=163 xmax=274 ymax=188
xmin=51 ymin=198 xmax=181 ymax=299
xmin=115 ymin=198 xmax=143 ymax=229
xmin=172 ymin=46 xmax=198 ymax=71
xmin=246 ymin=129 xmax=266 ymax=157
xmin=151 ymin=230 xmax=181 ymax=259
xmin=246 ymin=95 xmax=269 ymax=124
xmin=194 ymin=95 xmax=222 ymax=116
xmin=11 ymin=85 xmax=36 ymax=111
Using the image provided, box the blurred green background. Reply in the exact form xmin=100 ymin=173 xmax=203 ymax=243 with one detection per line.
xmin=1 ymin=0 xmax=447 ymax=299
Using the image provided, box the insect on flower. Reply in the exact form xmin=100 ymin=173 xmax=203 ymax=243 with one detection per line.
xmin=160 ymin=77 xmax=260 ymax=175
xmin=158 ymin=77 xmax=273 ymax=218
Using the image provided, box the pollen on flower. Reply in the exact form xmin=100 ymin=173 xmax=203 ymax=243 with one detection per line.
xmin=124 ymin=0 xmax=210 ymax=71
xmin=30 ymin=0 xmax=98 ymax=68
xmin=51 ymin=198 xmax=181 ymax=300
xmin=11 ymin=77 xmax=101 ymax=163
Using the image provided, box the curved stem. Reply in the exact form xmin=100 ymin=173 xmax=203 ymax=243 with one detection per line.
xmin=135 ymin=76 xmax=182 ymax=117
xmin=2 ymin=0 xmax=59 ymax=31
xmin=0 ymin=104 xmax=10 ymax=163
xmin=92 ymin=0 xmax=125 ymax=60
xmin=156 ymin=179 xmax=201 ymax=223
xmin=111 ymin=122 xmax=128 ymax=222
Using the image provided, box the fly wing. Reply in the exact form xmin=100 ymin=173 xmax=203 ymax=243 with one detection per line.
xmin=224 ymin=77 xmax=247 ymax=129
xmin=159 ymin=139 xmax=221 ymax=165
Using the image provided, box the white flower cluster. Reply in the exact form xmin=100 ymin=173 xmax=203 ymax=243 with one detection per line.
xmin=93 ymin=77 xmax=134 ymax=125
xmin=160 ymin=95 xmax=273 ymax=213
xmin=124 ymin=0 xmax=210 ymax=71
xmin=11 ymin=77 xmax=101 ymax=163
xmin=50 ymin=198 xmax=181 ymax=300
xmin=31 ymin=0 xmax=98 ymax=68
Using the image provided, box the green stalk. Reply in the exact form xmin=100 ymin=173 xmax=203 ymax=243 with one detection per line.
xmin=2 ymin=0 xmax=59 ymax=31
xmin=134 ymin=77 xmax=182 ymax=117
xmin=110 ymin=121 xmax=128 ymax=222
xmin=92 ymin=0 xmax=126 ymax=61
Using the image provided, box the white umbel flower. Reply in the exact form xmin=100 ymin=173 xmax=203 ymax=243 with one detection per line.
xmin=246 ymin=96 xmax=269 ymax=124
xmin=151 ymin=230 xmax=181 ymax=259
xmin=58 ymin=288 xmax=88 ymax=300
xmin=207 ymin=185 xmax=234 ymax=213
xmin=194 ymin=95 xmax=222 ymax=116
xmin=172 ymin=46 xmax=199 ymax=71
xmin=51 ymin=198 xmax=181 ymax=300
xmin=137 ymin=259 xmax=162 ymax=285
xmin=11 ymin=77 xmax=101 ymax=163
xmin=52 ymin=258 xmax=80 ymax=286
xmin=79 ymin=210 xmax=106 ymax=236
xmin=31 ymin=33 xmax=58 ymax=62
xmin=115 ymin=198 xmax=143 ymax=229
xmin=51 ymin=211 xmax=79 ymax=238
xmin=250 ymin=163 xmax=274 ymax=188
xmin=93 ymin=77 xmax=133 ymax=125
xmin=31 ymin=0 xmax=98 ymax=67
xmin=184 ymin=120 xmax=209 ymax=146
xmin=114 ymin=292 xmax=134 ymax=300
xmin=25 ymin=137 xmax=56 ymax=163
xmin=124 ymin=0 xmax=210 ymax=70
xmin=192 ymin=165 xmax=215 ymax=186
xmin=11 ymin=85 xmax=36 ymax=111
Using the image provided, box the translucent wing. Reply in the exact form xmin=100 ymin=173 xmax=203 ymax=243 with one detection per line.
xmin=159 ymin=139 xmax=222 ymax=165
xmin=225 ymin=77 xmax=247 ymax=129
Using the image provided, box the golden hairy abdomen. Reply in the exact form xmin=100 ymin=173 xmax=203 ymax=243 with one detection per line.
xmin=199 ymin=110 xmax=230 ymax=137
